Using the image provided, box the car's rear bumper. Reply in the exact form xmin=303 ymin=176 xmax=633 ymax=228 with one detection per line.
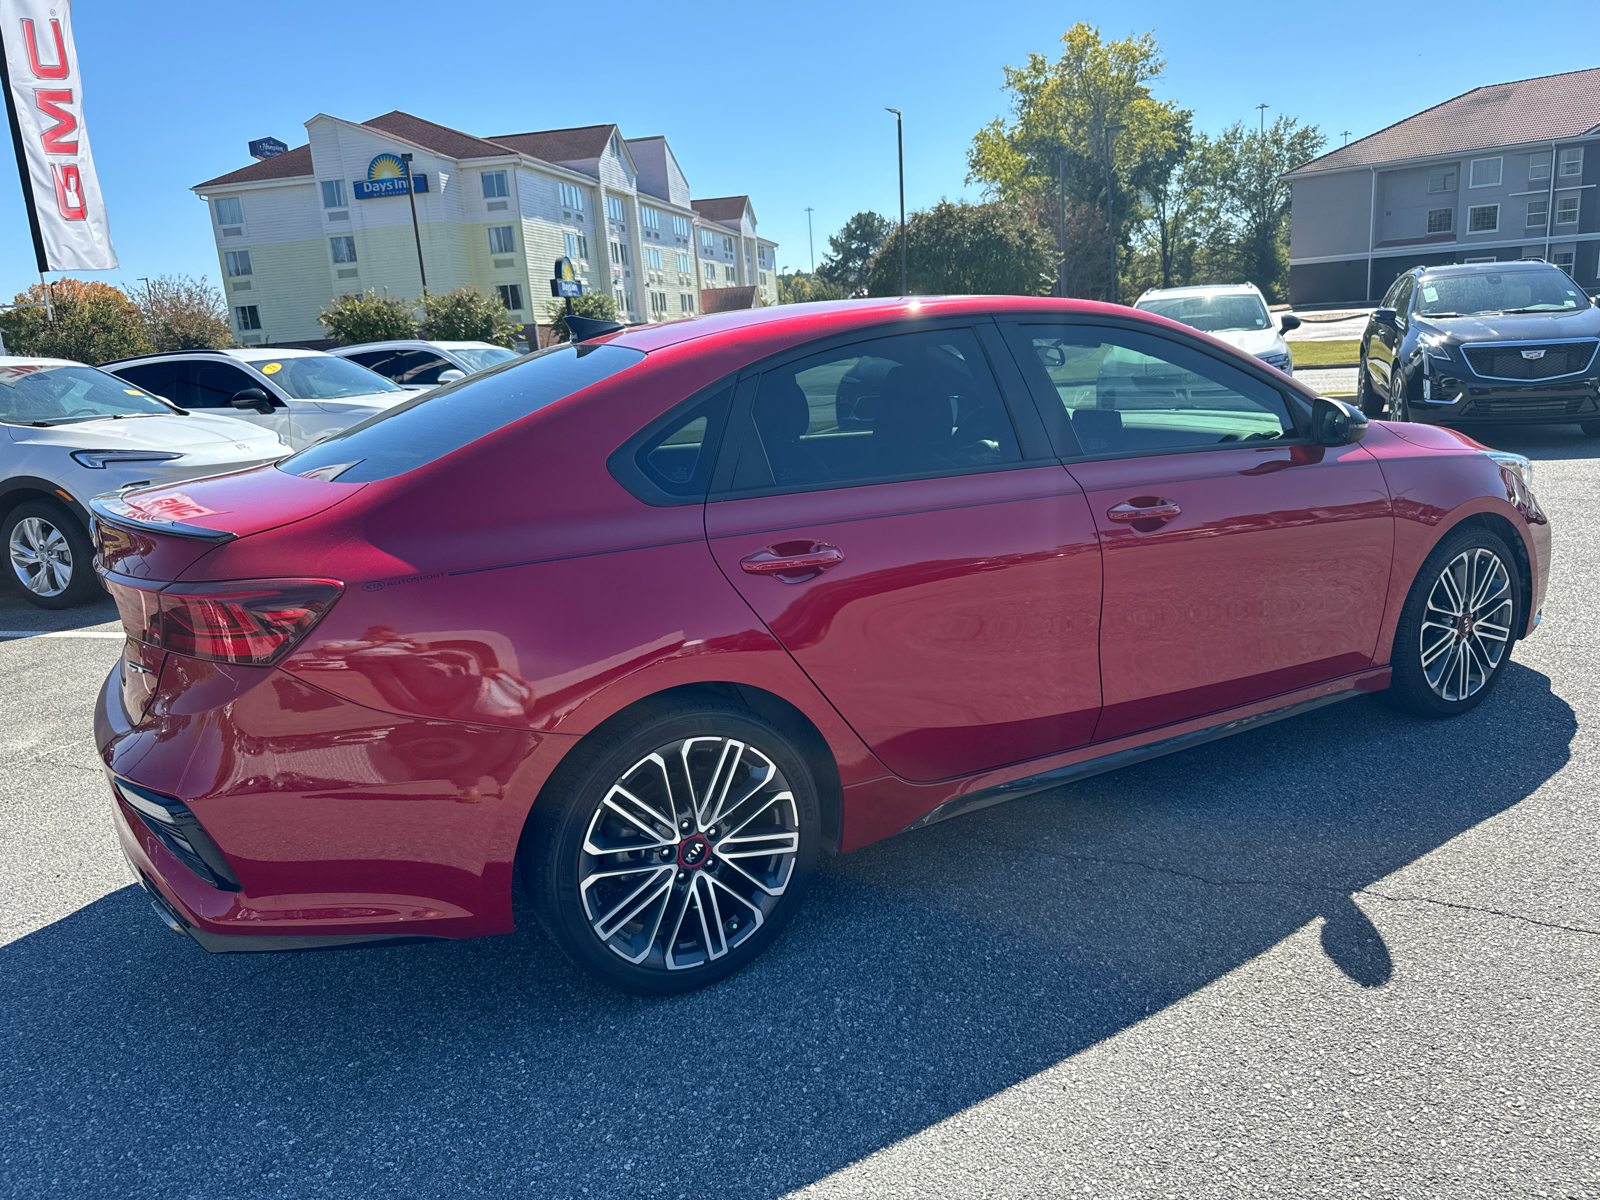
xmin=1411 ymin=372 xmax=1600 ymax=424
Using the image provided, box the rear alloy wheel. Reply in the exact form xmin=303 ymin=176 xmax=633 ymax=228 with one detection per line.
xmin=1388 ymin=363 xmax=1413 ymax=423
xmin=524 ymin=700 xmax=819 ymax=993
xmin=3 ymin=500 xmax=99 ymax=609
xmin=1382 ymin=525 xmax=1520 ymax=717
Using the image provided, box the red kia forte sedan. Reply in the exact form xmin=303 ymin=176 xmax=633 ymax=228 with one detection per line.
xmin=92 ymin=297 xmax=1549 ymax=993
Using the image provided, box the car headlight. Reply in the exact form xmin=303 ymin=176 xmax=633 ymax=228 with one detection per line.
xmin=70 ymin=449 xmax=184 ymax=470
xmin=1418 ymin=334 xmax=1453 ymax=362
xmin=1485 ymin=450 xmax=1533 ymax=489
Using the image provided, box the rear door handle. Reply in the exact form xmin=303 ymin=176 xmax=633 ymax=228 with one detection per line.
xmin=1106 ymin=498 xmax=1182 ymax=523
xmin=740 ymin=542 xmax=844 ymax=581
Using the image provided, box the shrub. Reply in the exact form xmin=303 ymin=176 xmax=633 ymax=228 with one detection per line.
xmin=542 ymin=290 xmax=619 ymax=342
xmin=418 ymin=287 xmax=519 ymax=347
xmin=318 ymin=289 xmax=418 ymax=345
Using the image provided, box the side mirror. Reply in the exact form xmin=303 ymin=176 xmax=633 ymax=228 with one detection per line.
xmin=1278 ymin=313 xmax=1302 ymax=334
xmin=230 ymin=387 xmax=277 ymax=415
xmin=436 ymin=369 xmax=466 ymax=384
xmin=1311 ymin=396 xmax=1368 ymax=446
xmin=1372 ymin=307 xmax=1399 ymax=328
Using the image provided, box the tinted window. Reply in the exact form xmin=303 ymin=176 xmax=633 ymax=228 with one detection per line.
xmin=733 ymin=328 xmax=1020 ymax=492
xmin=236 ymin=355 xmax=402 ymax=400
xmin=350 ymin=350 xmax=454 ymax=386
xmin=619 ymin=386 xmax=734 ymax=500
xmin=110 ymin=362 xmax=179 ymax=399
xmin=280 ymin=342 xmax=646 ymax=483
xmin=0 ymin=363 xmax=171 ymax=425
xmin=1135 ymin=293 xmax=1271 ymax=333
xmin=191 ymin=362 xmax=259 ymax=408
xmin=1012 ymin=325 xmax=1295 ymax=457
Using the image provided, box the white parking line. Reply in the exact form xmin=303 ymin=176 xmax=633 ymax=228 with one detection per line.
xmin=0 ymin=630 xmax=124 ymax=640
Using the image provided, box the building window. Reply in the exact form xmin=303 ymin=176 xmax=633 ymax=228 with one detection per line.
xmin=1425 ymin=208 xmax=1453 ymax=234
xmin=700 ymin=229 xmax=714 ymax=251
xmin=759 ymin=271 xmax=768 ymax=285
xmin=559 ymin=182 xmax=585 ymax=211
xmin=1558 ymin=147 xmax=1584 ymax=178
xmin=722 ymin=236 xmax=734 ymax=254
xmin=609 ymin=240 xmax=629 ymax=266
xmin=234 ymin=305 xmax=260 ymax=331
xmin=1529 ymin=152 xmax=1552 ymax=182
xmin=1553 ymin=251 xmax=1576 ymax=274
xmin=1466 ymin=204 xmax=1498 ymax=233
xmin=214 ymin=196 xmax=243 ymax=226
xmin=1527 ymin=198 xmax=1548 ymax=228
xmin=640 ymin=206 xmax=660 ymax=232
xmin=702 ymin=261 xmax=714 ymax=282
xmin=1468 ymin=157 xmax=1502 ymax=188
xmin=673 ymin=214 xmax=690 ymax=238
xmin=1462 ymin=256 xmax=1496 ymax=264
xmin=644 ymin=247 xmax=663 ymax=271
xmin=679 ymin=293 xmax=694 ymax=314
xmin=564 ymin=231 xmax=590 ymax=261
xmin=1427 ymin=166 xmax=1457 ymax=194
xmin=494 ymin=284 xmax=523 ymax=311
xmin=615 ymin=288 xmax=634 ymax=314
xmin=330 ymin=235 xmax=357 ymax=263
xmin=676 ymin=251 xmax=692 ymax=273
xmin=488 ymin=225 xmax=516 ymax=254
xmin=606 ymin=194 xmax=625 ymax=223
xmin=224 ymin=249 xmax=253 ymax=276
xmin=650 ymin=290 xmax=668 ymax=317
xmin=482 ymin=170 xmax=509 ymax=199
xmin=1555 ymin=196 xmax=1579 ymax=225
xmin=723 ymin=265 xmax=735 ymax=282
xmin=320 ymin=180 xmax=347 ymax=209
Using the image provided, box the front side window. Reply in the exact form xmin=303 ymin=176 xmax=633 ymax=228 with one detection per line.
xmin=330 ymin=236 xmax=357 ymax=264
xmin=734 ymin=328 xmax=1020 ymax=492
xmin=1428 ymin=166 xmax=1457 ymax=194
xmin=482 ymin=170 xmax=509 ymax=199
xmin=1527 ymin=198 xmax=1549 ymax=228
xmin=1010 ymin=325 xmax=1296 ymax=458
xmin=235 ymin=305 xmax=261 ymax=330
xmin=1134 ymin=292 xmax=1270 ymax=333
xmin=224 ymin=249 xmax=253 ymax=276
xmin=488 ymin=225 xmax=516 ymax=254
xmin=281 ymin=344 xmax=645 ymax=484
xmin=496 ymin=283 xmax=524 ymax=311
xmin=213 ymin=196 xmax=243 ymax=225
xmin=1555 ymin=196 xmax=1579 ymax=225
xmin=641 ymin=206 xmax=660 ymax=231
xmin=1415 ymin=268 xmax=1587 ymax=316
xmin=237 ymin=355 xmax=402 ymax=399
xmin=1467 ymin=204 xmax=1498 ymax=233
xmin=1558 ymin=147 xmax=1583 ymax=178
xmin=606 ymin=195 xmax=625 ymax=223
xmin=1468 ymin=157 xmax=1502 ymax=188
xmin=1427 ymin=208 xmax=1453 ymax=234
xmin=192 ymin=361 xmax=263 ymax=408
xmin=321 ymin=179 xmax=347 ymax=209
xmin=0 ymin=363 xmax=170 ymax=425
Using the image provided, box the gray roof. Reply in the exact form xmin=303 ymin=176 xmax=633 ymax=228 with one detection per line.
xmin=1287 ymin=66 xmax=1600 ymax=176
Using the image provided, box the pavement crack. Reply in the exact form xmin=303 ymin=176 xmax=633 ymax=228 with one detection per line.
xmin=1357 ymin=889 xmax=1600 ymax=938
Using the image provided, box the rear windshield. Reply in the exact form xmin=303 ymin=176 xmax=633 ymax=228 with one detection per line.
xmin=1136 ymin=293 xmax=1271 ymax=333
xmin=0 ymin=362 xmax=170 ymax=425
xmin=1415 ymin=269 xmax=1590 ymax=316
xmin=278 ymin=342 xmax=646 ymax=483
xmin=238 ymin=354 xmax=403 ymax=399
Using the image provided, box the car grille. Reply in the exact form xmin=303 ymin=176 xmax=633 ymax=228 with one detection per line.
xmin=1470 ymin=396 xmax=1598 ymax=417
xmin=1461 ymin=340 xmax=1599 ymax=380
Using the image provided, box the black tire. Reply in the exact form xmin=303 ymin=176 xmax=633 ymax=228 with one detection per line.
xmin=2 ymin=499 xmax=99 ymax=609
xmin=1356 ymin=354 xmax=1384 ymax=418
xmin=1580 ymin=419 xmax=1600 ymax=437
xmin=1388 ymin=362 xmax=1413 ymax=423
xmin=521 ymin=697 xmax=820 ymax=994
xmin=1381 ymin=524 xmax=1521 ymax=717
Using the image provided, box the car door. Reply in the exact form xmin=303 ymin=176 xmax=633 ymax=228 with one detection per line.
xmin=187 ymin=360 xmax=295 ymax=443
xmin=1002 ymin=318 xmax=1394 ymax=743
xmin=704 ymin=323 xmax=1103 ymax=783
xmin=109 ymin=361 xmax=182 ymax=406
xmin=1367 ymin=275 xmax=1412 ymax=393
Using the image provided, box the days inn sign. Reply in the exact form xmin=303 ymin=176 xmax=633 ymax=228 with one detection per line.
xmin=353 ymin=153 xmax=429 ymax=200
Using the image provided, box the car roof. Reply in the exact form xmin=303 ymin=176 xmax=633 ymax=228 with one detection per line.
xmin=1414 ymin=261 xmax=1557 ymax=277
xmin=101 ymin=347 xmax=339 ymax=369
xmin=1134 ymin=284 xmax=1263 ymax=301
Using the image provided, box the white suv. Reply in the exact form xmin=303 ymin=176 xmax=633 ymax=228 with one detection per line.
xmin=101 ymin=348 xmax=409 ymax=450
xmin=1132 ymin=283 xmax=1299 ymax=374
xmin=1 ymin=357 xmax=289 ymax=608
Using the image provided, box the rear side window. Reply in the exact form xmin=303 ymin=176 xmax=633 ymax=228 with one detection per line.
xmin=608 ymin=385 xmax=734 ymax=505
xmin=280 ymin=343 xmax=645 ymax=483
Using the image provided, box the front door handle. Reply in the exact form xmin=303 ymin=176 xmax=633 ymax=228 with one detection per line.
xmin=1106 ymin=497 xmax=1181 ymax=524
xmin=740 ymin=541 xmax=844 ymax=582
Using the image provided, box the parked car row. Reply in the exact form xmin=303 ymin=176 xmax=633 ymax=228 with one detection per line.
xmin=3 ymin=339 xmax=520 ymax=608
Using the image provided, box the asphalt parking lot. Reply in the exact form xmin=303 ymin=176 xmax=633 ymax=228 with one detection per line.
xmin=2 ymin=426 xmax=1597 ymax=1200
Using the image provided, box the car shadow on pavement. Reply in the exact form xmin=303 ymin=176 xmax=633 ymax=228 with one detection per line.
xmin=1452 ymin=423 xmax=1600 ymax=459
xmin=0 ymin=662 xmax=1574 ymax=1199
xmin=0 ymin=590 xmax=118 ymax=635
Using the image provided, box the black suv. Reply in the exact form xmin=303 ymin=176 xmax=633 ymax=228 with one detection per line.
xmin=1356 ymin=261 xmax=1600 ymax=435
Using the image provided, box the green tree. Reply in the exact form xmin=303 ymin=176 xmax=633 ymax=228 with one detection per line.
xmin=318 ymin=289 xmax=418 ymax=344
xmin=967 ymin=24 xmax=1188 ymax=301
xmin=816 ymin=212 xmax=892 ymax=295
xmin=130 ymin=274 xmax=232 ymax=351
xmin=542 ymin=290 xmax=618 ymax=341
xmin=863 ymin=200 xmax=1054 ymax=298
xmin=417 ymin=287 xmax=518 ymax=347
xmin=0 ymin=279 xmax=150 ymax=363
xmin=1192 ymin=116 xmax=1325 ymax=300
xmin=1134 ymin=128 xmax=1204 ymax=290
xmin=777 ymin=271 xmax=848 ymax=304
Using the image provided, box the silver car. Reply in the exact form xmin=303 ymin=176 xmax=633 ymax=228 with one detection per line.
xmin=1133 ymin=283 xmax=1300 ymax=374
xmin=328 ymin=339 xmax=520 ymax=389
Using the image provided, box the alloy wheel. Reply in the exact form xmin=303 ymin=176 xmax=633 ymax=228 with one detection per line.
xmin=578 ymin=736 xmax=801 ymax=971
xmin=8 ymin=516 xmax=73 ymax=597
xmin=1419 ymin=548 xmax=1513 ymax=702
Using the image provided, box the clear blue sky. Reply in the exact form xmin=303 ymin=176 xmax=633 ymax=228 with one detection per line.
xmin=1 ymin=1 xmax=1590 ymax=295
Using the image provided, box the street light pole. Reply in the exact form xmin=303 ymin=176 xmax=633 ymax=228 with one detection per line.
xmin=805 ymin=206 xmax=815 ymax=274
xmin=399 ymin=152 xmax=428 ymax=296
xmin=886 ymin=108 xmax=906 ymax=297
xmin=1103 ymin=123 xmax=1127 ymax=304
xmin=1057 ymin=150 xmax=1067 ymax=298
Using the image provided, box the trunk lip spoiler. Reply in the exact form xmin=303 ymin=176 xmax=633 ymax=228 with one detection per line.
xmin=89 ymin=494 xmax=238 ymax=544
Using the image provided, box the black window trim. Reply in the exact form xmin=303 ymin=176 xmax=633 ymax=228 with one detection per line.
xmin=994 ymin=313 xmax=1318 ymax=467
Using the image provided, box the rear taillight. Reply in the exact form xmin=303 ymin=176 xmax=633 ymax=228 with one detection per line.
xmin=105 ymin=576 xmax=342 ymax=666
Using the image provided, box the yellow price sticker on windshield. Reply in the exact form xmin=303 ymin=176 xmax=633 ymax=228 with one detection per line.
xmin=123 ymin=389 xmax=144 ymax=396
xmin=262 ymin=362 xmax=282 ymax=375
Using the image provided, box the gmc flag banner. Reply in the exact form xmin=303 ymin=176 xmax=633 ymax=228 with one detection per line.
xmin=0 ymin=0 xmax=116 ymax=271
